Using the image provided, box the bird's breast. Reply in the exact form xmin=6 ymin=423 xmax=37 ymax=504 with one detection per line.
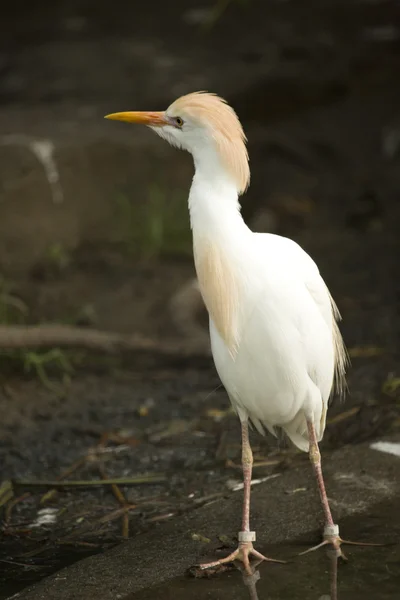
xmin=193 ymin=239 xmax=242 ymax=356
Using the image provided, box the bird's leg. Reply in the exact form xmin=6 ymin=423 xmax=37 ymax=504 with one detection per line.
xmin=308 ymin=421 xmax=335 ymax=525
xmin=197 ymin=420 xmax=284 ymax=574
xmin=301 ymin=420 xmax=383 ymax=559
xmin=241 ymin=419 xmax=253 ymax=533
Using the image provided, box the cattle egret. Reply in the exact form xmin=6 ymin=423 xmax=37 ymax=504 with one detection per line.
xmin=105 ymin=92 xmax=357 ymax=572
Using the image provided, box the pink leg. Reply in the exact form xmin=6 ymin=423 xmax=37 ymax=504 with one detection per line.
xmin=308 ymin=421 xmax=335 ymax=527
xmin=301 ymin=420 xmax=383 ymax=558
xmin=196 ymin=420 xmax=285 ymax=574
xmin=241 ymin=420 xmax=252 ymax=532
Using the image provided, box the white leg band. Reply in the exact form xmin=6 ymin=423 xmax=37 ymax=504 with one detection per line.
xmin=238 ymin=531 xmax=256 ymax=542
xmin=324 ymin=524 xmax=339 ymax=537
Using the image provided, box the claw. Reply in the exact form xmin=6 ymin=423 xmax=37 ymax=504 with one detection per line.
xmin=197 ymin=541 xmax=285 ymax=576
xmin=299 ymin=537 xmax=347 ymax=560
xmin=299 ymin=539 xmax=331 ymax=556
xmin=299 ymin=525 xmax=386 ymax=560
xmin=339 ymin=539 xmax=387 ymax=547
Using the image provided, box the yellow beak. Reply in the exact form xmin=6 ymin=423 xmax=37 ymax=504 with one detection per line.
xmin=104 ymin=111 xmax=168 ymax=127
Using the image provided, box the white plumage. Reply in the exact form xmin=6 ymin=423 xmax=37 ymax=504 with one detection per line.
xmin=210 ymin=231 xmax=344 ymax=452
xmin=185 ymin=122 xmax=346 ymax=453
xmin=105 ymin=91 xmax=350 ymax=571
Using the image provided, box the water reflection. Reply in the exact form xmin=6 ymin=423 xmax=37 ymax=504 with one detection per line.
xmin=236 ymin=549 xmax=338 ymax=600
xmin=237 ymin=558 xmax=263 ymax=600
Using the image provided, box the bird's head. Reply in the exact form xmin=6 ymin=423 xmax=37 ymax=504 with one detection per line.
xmin=105 ymin=91 xmax=250 ymax=194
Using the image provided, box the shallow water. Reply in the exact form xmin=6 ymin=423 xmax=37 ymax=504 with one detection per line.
xmin=130 ymin=545 xmax=400 ymax=600
xmin=129 ymin=505 xmax=400 ymax=600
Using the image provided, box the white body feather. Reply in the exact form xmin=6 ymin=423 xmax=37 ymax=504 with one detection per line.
xmin=190 ymin=173 xmax=346 ymax=452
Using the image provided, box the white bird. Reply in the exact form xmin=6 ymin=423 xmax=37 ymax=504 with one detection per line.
xmin=105 ymin=92 xmax=359 ymax=573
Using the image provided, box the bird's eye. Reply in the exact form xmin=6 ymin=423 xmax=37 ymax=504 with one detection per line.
xmin=175 ymin=117 xmax=184 ymax=127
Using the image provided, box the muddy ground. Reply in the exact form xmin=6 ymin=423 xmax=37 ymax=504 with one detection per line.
xmin=0 ymin=0 xmax=400 ymax=597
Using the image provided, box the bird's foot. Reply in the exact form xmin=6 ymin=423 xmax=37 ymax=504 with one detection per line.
xmin=197 ymin=531 xmax=285 ymax=576
xmin=299 ymin=524 xmax=385 ymax=560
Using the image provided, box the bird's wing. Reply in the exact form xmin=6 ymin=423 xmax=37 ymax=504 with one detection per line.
xmin=254 ymin=233 xmax=348 ymax=398
xmin=303 ymin=268 xmax=348 ymax=398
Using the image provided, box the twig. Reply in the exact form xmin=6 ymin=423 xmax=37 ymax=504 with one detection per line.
xmin=0 ymin=324 xmax=210 ymax=357
xmin=146 ymin=512 xmax=175 ymax=522
xmin=13 ymin=475 xmax=167 ymax=488
xmin=39 ymin=456 xmax=88 ymax=504
xmin=192 ymin=492 xmax=225 ymax=505
xmin=57 ymin=457 xmax=88 ymax=481
xmin=327 ymin=406 xmax=360 ymax=425
xmin=57 ymin=540 xmax=100 ymax=549
xmin=97 ymin=507 xmax=124 ymax=524
xmin=228 ymin=473 xmax=281 ymax=492
xmin=0 ymin=480 xmax=13 ymax=509
xmin=104 ymin=507 xmax=131 ymax=538
xmin=98 ymin=464 xmax=131 ymax=538
xmin=0 ymin=558 xmax=44 ymax=569
xmin=121 ymin=512 xmax=129 ymax=538
xmin=98 ymin=465 xmax=127 ymax=506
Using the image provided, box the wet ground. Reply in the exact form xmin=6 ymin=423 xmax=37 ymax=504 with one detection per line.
xmin=133 ymin=544 xmax=400 ymax=600
xmin=1 ymin=0 xmax=400 ymax=598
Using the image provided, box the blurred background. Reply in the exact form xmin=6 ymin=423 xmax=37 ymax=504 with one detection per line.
xmin=0 ymin=0 xmax=399 ymax=595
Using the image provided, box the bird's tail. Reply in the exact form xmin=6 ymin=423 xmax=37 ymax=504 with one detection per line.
xmin=282 ymin=406 xmax=326 ymax=453
xmin=282 ymin=427 xmax=310 ymax=452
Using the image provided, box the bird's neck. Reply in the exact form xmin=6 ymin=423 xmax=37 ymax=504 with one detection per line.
xmin=188 ymin=164 xmax=247 ymax=240
xmin=188 ymin=164 xmax=250 ymax=355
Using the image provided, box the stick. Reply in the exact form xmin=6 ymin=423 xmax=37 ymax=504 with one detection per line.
xmin=13 ymin=475 xmax=167 ymax=488
xmin=0 ymin=324 xmax=209 ymax=356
